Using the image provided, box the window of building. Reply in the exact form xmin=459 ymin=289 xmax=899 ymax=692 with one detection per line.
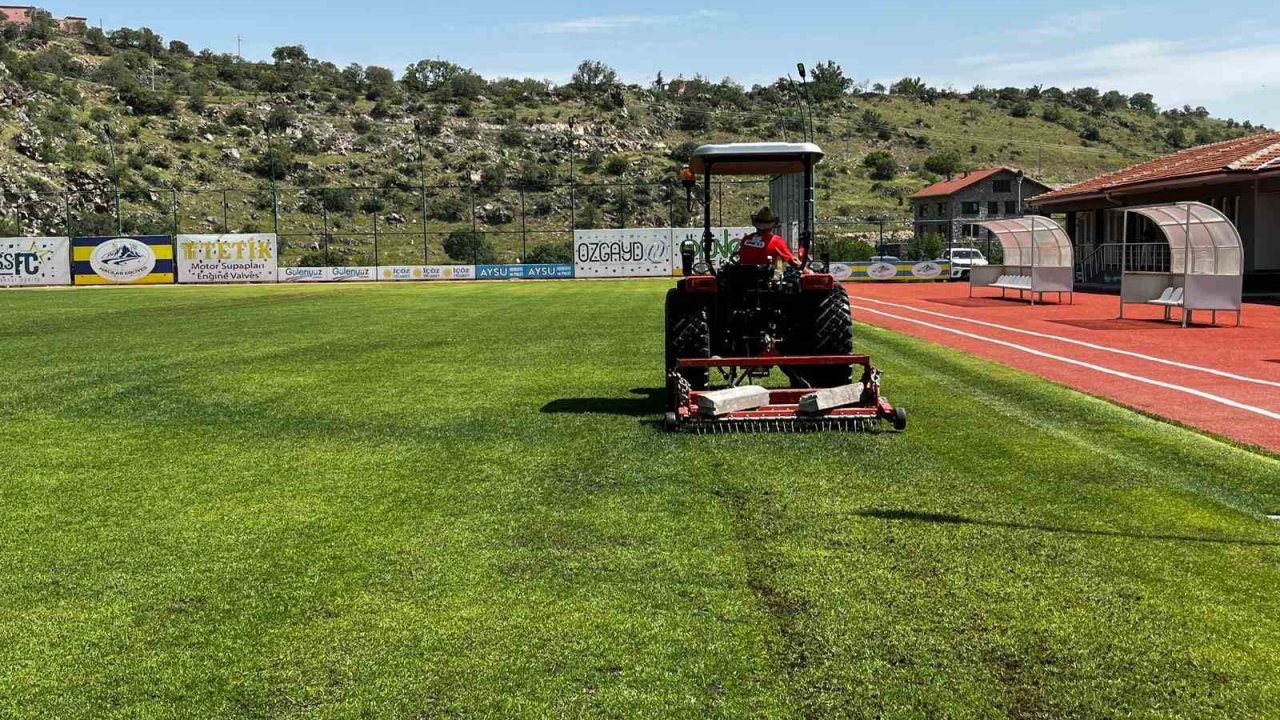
xmin=987 ymin=201 xmax=1000 ymax=216
xmin=915 ymin=204 xmax=925 ymax=218
xmin=1005 ymin=200 xmax=1017 ymax=215
xmin=993 ymin=179 xmax=1012 ymax=193
xmin=937 ymin=202 xmax=946 ymax=216
xmin=961 ymin=202 xmax=979 ymax=217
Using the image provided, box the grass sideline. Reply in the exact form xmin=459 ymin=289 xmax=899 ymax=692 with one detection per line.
xmin=1 ymin=279 xmax=1279 ymax=719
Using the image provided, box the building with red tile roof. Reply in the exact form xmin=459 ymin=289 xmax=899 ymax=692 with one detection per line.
xmin=0 ymin=6 xmax=86 ymax=31
xmin=910 ymin=167 xmax=1051 ymax=245
xmin=1032 ymin=133 xmax=1280 ymax=291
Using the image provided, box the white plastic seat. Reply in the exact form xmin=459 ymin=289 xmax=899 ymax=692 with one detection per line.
xmin=1150 ymin=287 xmax=1185 ymax=307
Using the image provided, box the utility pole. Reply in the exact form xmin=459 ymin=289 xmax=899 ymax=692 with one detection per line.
xmin=237 ymin=35 xmax=242 ymax=62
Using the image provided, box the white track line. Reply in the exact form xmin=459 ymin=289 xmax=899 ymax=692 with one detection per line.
xmin=852 ymin=303 xmax=1280 ymax=423
xmin=858 ymin=297 xmax=1280 ymax=390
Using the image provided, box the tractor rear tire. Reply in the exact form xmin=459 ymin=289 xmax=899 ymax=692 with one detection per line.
xmin=789 ymin=285 xmax=854 ymax=388
xmin=665 ymin=289 xmax=711 ymax=391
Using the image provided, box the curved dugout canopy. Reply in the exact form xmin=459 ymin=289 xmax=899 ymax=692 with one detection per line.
xmin=974 ymin=215 xmax=1072 ymax=268
xmin=1125 ymin=202 xmax=1242 ymax=276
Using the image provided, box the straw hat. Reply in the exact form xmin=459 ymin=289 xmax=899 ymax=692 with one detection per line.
xmin=750 ymin=206 xmax=778 ymax=224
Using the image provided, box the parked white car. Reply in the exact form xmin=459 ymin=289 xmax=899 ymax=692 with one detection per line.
xmin=941 ymin=247 xmax=989 ymax=279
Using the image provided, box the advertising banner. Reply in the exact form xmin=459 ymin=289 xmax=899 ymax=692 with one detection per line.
xmin=176 ymin=234 xmax=277 ymax=283
xmin=73 ymin=236 xmax=174 ymax=285
xmin=277 ymin=266 xmax=329 ymax=282
xmin=476 ymin=264 xmax=574 ymax=280
xmin=378 ymin=265 xmax=427 ymax=281
xmin=574 ymin=229 xmax=672 ymax=278
xmin=833 ymin=260 xmax=952 ymax=281
xmin=376 ymin=265 xmax=476 ymax=281
xmin=425 ymin=264 xmax=475 ymax=280
xmin=0 ymin=237 xmax=71 ymax=287
xmin=671 ymin=227 xmax=755 ymax=271
xmin=329 ymin=266 xmax=377 ymax=282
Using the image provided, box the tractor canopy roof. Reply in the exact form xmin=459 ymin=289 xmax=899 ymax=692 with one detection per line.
xmin=688 ymin=142 xmax=824 ymax=176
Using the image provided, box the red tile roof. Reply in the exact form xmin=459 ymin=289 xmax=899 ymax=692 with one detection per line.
xmin=1036 ymin=132 xmax=1280 ymax=204
xmin=910 ymin=167 xmax=1011 ymax=198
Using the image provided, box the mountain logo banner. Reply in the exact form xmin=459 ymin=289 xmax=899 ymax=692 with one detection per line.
xmin=0 ymin=237 xmax=71 ymax=287
xmin=74 ymin=236 xmax=173 ymax=285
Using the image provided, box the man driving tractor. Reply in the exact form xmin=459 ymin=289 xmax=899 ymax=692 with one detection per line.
xmin=738 ymin=207 xmax=803 ymax=270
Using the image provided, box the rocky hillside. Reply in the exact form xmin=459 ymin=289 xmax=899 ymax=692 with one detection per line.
xmin=0 ymin=12 xmax=1267 ymax=263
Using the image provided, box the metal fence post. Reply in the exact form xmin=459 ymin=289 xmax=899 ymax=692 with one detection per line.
xmin=420 ymin=182 xmax=429 ymax=263
xmin=271 ymin=184 xmax=280 ymax=236
xmin=372 ymin=203 xmax=380 ymax=266
xmin=469 ymin=184 xmax=478 ymax=266
xmin=322 ymin=204 xmax=329 ymax=257
xmin=172 ymin=190 xmax=179 ymax=237
xmin=221 ymin=189 xmax=229 ymax=233
xmin=520 ymin=188 xmax=527 ymax=260
xmin=63 ymin=191 xmax=73 ymax=238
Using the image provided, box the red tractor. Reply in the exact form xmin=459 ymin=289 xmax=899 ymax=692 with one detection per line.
xmin=664 ymin=142 xmax=905 ymax=432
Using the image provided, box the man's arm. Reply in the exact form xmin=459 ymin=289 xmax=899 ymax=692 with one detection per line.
xmin=770 ymin=236 xmax=802 ymax=267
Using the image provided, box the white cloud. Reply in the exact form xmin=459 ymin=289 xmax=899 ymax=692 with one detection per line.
xmin=526 ymin=10 xmax=716 ymax=34
xmin=941 ymin=39 xmax=1280 ymax=124
xmin=1029 ymin=9 xmax=1118 ymax=38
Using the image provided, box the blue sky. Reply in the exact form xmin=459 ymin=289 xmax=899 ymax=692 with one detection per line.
xmin=55 ymin=1 xmax=1279 ymax=126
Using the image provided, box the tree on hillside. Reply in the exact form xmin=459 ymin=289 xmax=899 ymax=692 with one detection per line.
xmin=402 ymin=59 xmax=483 ymax=99
xmin=889 ymin=77 xmax=928 ymax=98
xmin=364 ymin=66 xmax=395 ymax=100
xmin=862 ymin=151 xmax=897 ymax=180
xmin=1129 ymin=92 xmax=1158 ymax=114
xmin=270 ymin=45 xmax=313 ymax=91
xmin=569 ymin=59 xmax=620 ymax=98
xmin=923 ymin=150 xmax=962 ymax=177
xmin=807 ymin=60 xmax=852 ymax=103
xmin=1068 ymin=86 xmax=1100 ymax=109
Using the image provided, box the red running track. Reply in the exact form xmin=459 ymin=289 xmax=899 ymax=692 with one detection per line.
xmin=846 ymin=282 xmax=1280 ymax=452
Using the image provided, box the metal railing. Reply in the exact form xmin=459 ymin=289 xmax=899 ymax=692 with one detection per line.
xmin=1075 ymin=242 xmax=1171 ymax=285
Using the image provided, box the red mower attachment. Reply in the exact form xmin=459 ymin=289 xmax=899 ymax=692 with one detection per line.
xmin=664 ymin=355 xmax=906 ymax=433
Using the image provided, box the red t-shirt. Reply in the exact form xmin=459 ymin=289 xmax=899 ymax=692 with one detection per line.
xmin=737 ymin=231 xmax=796 ymax=265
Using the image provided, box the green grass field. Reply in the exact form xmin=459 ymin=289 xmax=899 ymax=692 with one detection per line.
xmin=2 ymin=280 xmax=1279 ymax=719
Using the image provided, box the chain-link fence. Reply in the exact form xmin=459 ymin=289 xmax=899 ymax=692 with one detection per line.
xmin=1 ymin=179 xmax=905 ymax=266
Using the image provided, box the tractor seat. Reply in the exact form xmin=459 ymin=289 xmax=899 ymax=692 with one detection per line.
xmin=720 ymin=262 xmax=775 ymax=290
